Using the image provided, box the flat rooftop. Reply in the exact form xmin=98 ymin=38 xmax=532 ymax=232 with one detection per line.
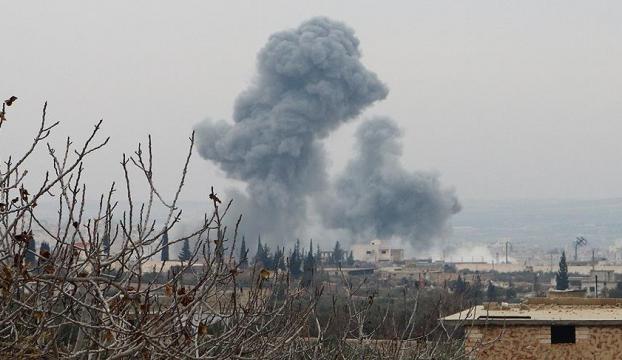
xmin=442 ymin=298 xmax=622 ymax=326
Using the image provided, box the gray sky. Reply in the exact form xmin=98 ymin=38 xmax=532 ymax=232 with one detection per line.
xmin=2 ymin=1 xmax=622 ymax=203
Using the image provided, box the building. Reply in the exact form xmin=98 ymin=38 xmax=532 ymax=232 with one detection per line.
xmin=567 ymin=270 xmax=618 ymax=297
xmin=376 ymin=266 xmax=457 ymax=286
xmin=443 ymin=296 xmax=622 ymax=359
xmin=351 ymin=240 xmax=404 ymax=263
xmin=581 ymin=270 xmax=617 ymax=296
xmin=322 ymin=267 xmax=375 ymax=277
xmin=317 ymin=251 xmax=333 ymax=264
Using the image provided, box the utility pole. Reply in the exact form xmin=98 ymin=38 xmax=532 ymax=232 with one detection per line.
xmin=592 ymin=249 xmax=596 ymax=272
xmin=575 ymin=236 xmax=587 ymax=262
xmin=505 ymin=240 xmax=510 ymax=264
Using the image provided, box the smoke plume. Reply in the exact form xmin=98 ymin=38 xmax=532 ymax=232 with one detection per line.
xmin=195 ymin=17 xmax=388 ymax=241
xmin=320 ymin=117 xmax=461 ymax=246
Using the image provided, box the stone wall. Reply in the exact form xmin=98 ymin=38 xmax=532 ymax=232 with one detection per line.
xmin=547 ymin=289 xmax=587 ymax=298
xmin=466 ymin=325 xmax=622 ymax=359
xmin=525 ymin=297 xmax=622 ymax=306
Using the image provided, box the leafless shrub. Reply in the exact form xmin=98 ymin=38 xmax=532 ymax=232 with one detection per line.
xmin=0 ymin=100 xmax=475 ymax=359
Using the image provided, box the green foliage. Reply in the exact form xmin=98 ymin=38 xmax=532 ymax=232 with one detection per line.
xmin=254 ymin=235 xmax=272 ymax=268
xmin=332 ymin=241 xmax=344 ymax=265
xmin=25 ymin=238 xmax=36 ymax=264
xmin=315 ymin=244 xmax=322 ymax=265
xmin=239 ymin=236 xmax=248 ymax=267
xmin=451 ymin=275 xmax=467 ymax=294
xmin=40 ymin=241 xmax=50 ymax=254
xmin=505 ymin=282 xmax=517 ymax=301
xmin=302 ymin=240 xmax=315 ymax=287
xmin=262 ymin=243 xmax=272 ymax=268
xmin=254 ymin=236 xmax=264 ymax=264
xmin=556 ymin=251 xmax=569 ymax=290
xmin=272 ymin=247 xmax=286 ymax=271
xmin=289 ymin=239 xmax=303 ymax=278
xmin=160 ymin=229 xmax=169 ymax=261
xmin=346 ymin=250 xmax=354 ymax=266
xmin=178 ymin=238 xmax=192 ymax=261
xmin=466 ymin=272 xmax=484 ymax=304
xmin=102 ymin=234 xmax=110 ymax=256
xmin=486 ymin=281 xmax=498 ymax=301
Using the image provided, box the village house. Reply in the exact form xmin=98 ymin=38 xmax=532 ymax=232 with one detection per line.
xmin=567 ymin=269 xmax=618 ymax=297
xmin=351 ymin=240 xmax=404 ymax=263
xmin=442 ymin=294 xmax=622 ymax=359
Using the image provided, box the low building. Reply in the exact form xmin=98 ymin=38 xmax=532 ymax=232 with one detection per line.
xmin=322 ymin=267 xmax=375 ymax=276
xmin=351 ymin=240 xmax=404 ymax=263
xmin=377 ymin=267 xmax=457 ymax=285
xmin=140 ymin=259 xmax=190 ymax=273
xmin=443 ymin=296 xmax=622 ymax=359
xmin=567 ymin=270 xmax=617 ymax=297
xmin=317 ymin=251 xmax=333 ymax=264
xmin=581 ymin=270 xmax=617 ymax=296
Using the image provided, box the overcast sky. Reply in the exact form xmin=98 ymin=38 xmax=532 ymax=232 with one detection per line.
xmin=2 ymin=1 xmax=622 ymax=204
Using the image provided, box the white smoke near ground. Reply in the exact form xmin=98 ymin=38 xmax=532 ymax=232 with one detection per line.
xmin=443 ymin=245 xmax=495 ymax=263
xmin=195 ymin=17 xmax=460 ymax=250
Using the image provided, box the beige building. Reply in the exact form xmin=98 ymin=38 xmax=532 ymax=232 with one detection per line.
xmin=443 ymin=296 xmax=622 ymax=359
xmin=580 ymin=270 xmax=617 ymax=296
xmin=351 ymin=240 xmax=404 ymax=263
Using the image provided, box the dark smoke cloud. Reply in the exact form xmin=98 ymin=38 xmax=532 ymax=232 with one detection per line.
xmin=195 ymin=17 xmax=388 ymax=241
xmin=320 ymin=117 xmax=461 ymax=245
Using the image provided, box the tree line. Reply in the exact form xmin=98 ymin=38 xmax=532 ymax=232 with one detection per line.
xmin=156 ymin=229 xmax=356 ymax=275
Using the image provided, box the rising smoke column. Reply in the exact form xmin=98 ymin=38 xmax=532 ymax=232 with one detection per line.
xmin=321 ymin=117 xmax=461 ymax=246
xmin=195 ymin=17 xmax=388 ymax=241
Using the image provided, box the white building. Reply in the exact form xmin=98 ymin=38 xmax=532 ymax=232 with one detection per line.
xmin=582 ymin=270 xmax=617 ymax=296
xmin=351 ymin=240 xmax=404 ymax=263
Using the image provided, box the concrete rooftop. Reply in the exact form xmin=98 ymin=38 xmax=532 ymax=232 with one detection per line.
xmin=442 ymin=298 xmax=622 ymax=326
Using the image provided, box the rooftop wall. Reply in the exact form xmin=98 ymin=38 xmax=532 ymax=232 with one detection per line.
xmin=547 ymin=289 xmax=587 ymax=298
xmin=467 ymin=325 xmax=622 ymax=359
xmin=526 ymin=297 xmax=622 ymax=306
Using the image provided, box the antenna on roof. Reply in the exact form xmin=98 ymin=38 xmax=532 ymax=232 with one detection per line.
xmin=574 ymin=236 xmax=588 ymax=262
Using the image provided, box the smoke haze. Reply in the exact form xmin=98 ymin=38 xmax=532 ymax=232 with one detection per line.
xmin=320 ymin=117 xmax=460 ymax=246
xmin=195 ymin=17 xmax=388 ymax=241
xmin=196 ymin=17 xmax=458 ymax=247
